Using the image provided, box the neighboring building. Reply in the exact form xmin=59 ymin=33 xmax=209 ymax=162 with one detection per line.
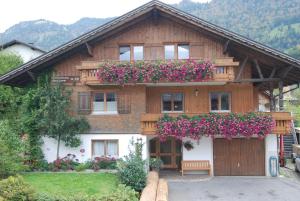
xmin=0 ymin=40 xmax=45 ymax=62
xmin=0 ymin=1 xmax=298 ymax=176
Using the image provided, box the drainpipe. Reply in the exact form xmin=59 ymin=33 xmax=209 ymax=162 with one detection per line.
xmin=278 ymin=81 xmax=285 ymax=167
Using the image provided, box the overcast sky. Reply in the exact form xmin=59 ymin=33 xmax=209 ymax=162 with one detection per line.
xmin=0 ymin=0 xmax=210 ymax=33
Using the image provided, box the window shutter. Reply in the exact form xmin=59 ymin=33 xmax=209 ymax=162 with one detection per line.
xmin=78 ymin=92 xmax=91 ymax=114
xmin=117 ymin=92 xmax=131 ymax=114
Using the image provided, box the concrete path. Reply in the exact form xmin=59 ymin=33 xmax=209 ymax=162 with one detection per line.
xmin=169 ymin=177 xmax=300 ymax=201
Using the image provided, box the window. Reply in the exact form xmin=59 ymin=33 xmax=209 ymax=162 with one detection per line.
xmin=78 ymin=92 xmax=91 ymax=114
xmin=162 ymin=93 xmax=184 ymax=112
xmin=92 ymin=140 xmax=118 ymax=158
xmin=133 ymin=46 xmax=144 ymax=60
xmin=164 ymin=45 xmax=175 ymax=60
xmin=93 ymin=92 xmax=117 ymax=114
xmin=119 ymin=46 xmax=130 ymax=61
xmin=210 ymin=92 xmax=230 ymax=112
xmin=178 ymin=44 xmax=189 ymax=59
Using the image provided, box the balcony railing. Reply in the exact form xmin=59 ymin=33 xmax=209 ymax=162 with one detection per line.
xmin=76 ymin=58 xmax=239 ymax=85
xmin=140 ymin=112 xmax=293 ymax=135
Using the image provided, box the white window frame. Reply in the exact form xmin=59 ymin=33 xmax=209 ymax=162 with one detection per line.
xmin=209 ymin=92 xmax=231 ymax=113
xmin=92 ymin=92 xmax=118 ymax=115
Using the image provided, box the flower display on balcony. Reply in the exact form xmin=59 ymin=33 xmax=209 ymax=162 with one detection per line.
xmin=97 ymin=60 xmax=215 ymax=85
xmin=156 ymin=113 xmax=275 ymax=141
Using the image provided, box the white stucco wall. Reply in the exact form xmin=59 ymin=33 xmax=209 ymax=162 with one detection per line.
xmin=265 ymin=134 xmax=278 ymax=176
xmin=182 ymin=137 xmax=213 ymax=174
xmin=42 ymin=134 xmax=147 ymax=163
xmin=1 ymin=44 xmax=44 ymax=62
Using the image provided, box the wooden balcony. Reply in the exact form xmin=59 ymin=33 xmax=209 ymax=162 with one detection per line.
xmin=76 ymin=58 xmax=239 ymax=85
xmin=140 ymin=112 xmax=293 ymax=135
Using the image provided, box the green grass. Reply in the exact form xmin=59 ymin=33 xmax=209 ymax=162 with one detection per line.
xmin=22 ymin=173 xmax=119 ymax=197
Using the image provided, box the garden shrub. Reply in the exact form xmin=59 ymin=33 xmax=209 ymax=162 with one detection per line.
xmin=91 ymin=157 xmax=117 ymax=171
xmin=48 ymin=154 xmax=79 ymax=171
xmin=117 ymin=138 xmax=146 ymax=192
xmin=75 ymin=163 xmax=88 ymax=172
xmin=0 ymin=175 xmax=35 ymax=201
xmin=0 ymin=139 xmax=25 ymax=179
xmin=99 ymin=184 xmax=139 ymax=201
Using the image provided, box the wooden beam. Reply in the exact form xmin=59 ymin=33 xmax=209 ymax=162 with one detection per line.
xmin=234 ymin=78 xmax=281 ymax=83
xmin=278 ymin=81 xmax=284 ymax=111
xmin=235 ymin=56 xmax=248 ymax=81
xmin=152 ymin=9 xmax=159 ymax=25
xmin=279 ymin=65 xmax=293 ymax=79
xmin=85 ymin=42 xmax=93 ymax=57
xmin=223 ymin=40 xmax=230 ymax=55
xmin=269 ymin=83 xmax=275 ymax=112
xmin=254 ymin=59 xmax=264 ymax=79
xmin=27 ymin=71 xmax=36 ymax=81
xmin=269 ymin=67 xmax=277 ymax=78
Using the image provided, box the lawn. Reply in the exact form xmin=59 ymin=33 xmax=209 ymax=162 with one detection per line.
xmin=22 ymin=172 xmax=119 ymax=197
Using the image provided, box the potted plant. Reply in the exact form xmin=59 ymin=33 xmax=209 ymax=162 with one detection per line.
xmin=184 ymin=141 xmax=194 ymax=151
xmin=149 ymin=158 xmax=163 ymax=172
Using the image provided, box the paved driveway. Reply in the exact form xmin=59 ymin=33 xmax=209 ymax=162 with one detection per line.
xmin=169 ymin=177 xmax=300 ymax=201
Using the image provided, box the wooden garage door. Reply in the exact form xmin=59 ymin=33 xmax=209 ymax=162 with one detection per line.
xmin=213 ymin=138 xmax=265 ymax=176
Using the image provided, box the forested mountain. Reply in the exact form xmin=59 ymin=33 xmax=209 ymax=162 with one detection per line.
xmin=1 ymin=0 xmax=299 ymax=58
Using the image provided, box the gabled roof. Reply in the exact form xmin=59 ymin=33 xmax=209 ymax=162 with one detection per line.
xmin=0 ymin=40 xmax=46 ymax=53
xmin=1 ymin=0 xmax=300 ymax=87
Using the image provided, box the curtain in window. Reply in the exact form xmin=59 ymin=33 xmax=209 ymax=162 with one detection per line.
xmin=93 ymin=141 xmax=105 ymax=156
xmin=107 ymin=141 xmax=118 ymax=157
xmin=107 ymin=93 xmax=117 ymax=112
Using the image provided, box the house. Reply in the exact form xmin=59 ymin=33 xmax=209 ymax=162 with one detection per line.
xmin=0 ymin=40 xmax=45 ymax=62
xmin=0 ymin=0 xmax=298 ymax=176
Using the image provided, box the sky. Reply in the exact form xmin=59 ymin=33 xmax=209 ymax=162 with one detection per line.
xmin=0 ymin=0 xmax=210 ymax=33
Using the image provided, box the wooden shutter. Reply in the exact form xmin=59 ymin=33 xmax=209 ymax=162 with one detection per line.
xmin=78 ymin=92 xmax=91 ymax=114
xmin=117 ymin=92 xmax=131 ymax=114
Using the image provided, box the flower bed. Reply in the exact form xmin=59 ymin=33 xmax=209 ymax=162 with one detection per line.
xmin=97 ymin=60 xmax=215 ymax=85
xmin=157 ymin=113 xmax=275 ymax=141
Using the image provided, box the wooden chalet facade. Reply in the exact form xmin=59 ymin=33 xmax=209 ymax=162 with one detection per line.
xmin=1 ymin=0 xmax=299 ymax=176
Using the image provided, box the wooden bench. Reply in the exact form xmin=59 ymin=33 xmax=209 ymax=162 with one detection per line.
xmin=181 ymin=160 xmax=211 ymax=176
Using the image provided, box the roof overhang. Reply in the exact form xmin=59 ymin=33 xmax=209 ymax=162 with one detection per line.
xmin=1 ymin=0 xmax=300 ymax=87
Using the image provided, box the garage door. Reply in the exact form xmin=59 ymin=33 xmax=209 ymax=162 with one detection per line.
xmin=213 ymin=138 xmax=265 ymax=176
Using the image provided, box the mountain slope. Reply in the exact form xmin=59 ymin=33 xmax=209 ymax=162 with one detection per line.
xmin=1 ymin=0 xmax=299 ymax=58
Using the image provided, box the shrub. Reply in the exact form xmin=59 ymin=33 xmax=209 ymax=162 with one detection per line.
xmin=0 ymin=139 xmax=25 ymax=179
xmin=48 ymin=154 xmax=79 ymax=171
xmin=75 ymin=163 xmax=87 ymax=172
xmin=0 ymin=175 xmax=35 ymax=201
xmin=117 ymin=138 xmax=146 ymax=192
xmin=99 ymin=184 xmax=139 ymax=201
xmin=149 ymin=158 xmax=163 ymax=171
xmin=92 ymin=157 xmax=117 ymax=171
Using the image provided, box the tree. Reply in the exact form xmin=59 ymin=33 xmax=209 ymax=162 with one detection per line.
xmin=0 ymin=52 xmax=23 ymax=75
xmin=38 ymin=78 xmax=90 ymax=159
xmin=0 ymin=53 xmax=23 ymax=118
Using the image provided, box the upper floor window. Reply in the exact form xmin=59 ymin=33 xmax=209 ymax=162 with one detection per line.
xmin=164 ymin=45 xmax=175 ymax=60
xmin=164 ymin=44 xmax=190 ymax=60
xmin=210 ymin=92 xmax=230 ymax=112
xmin=162 ymin=93 xmax=184 ymax=112
xmin=119 ymin=46 xmax=131 ymax=61
xmin=92 ymin=140 xmax=118 ymax=158
xmin=178 ymin=44 xmax=189 ymax=59
xmin=93 ymin=92 xmax=117 ymax=114
xmin=133 ymin=46 xmax=144 ymax=60
xmin=119 ymin=45 xmax=144 ymax=61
